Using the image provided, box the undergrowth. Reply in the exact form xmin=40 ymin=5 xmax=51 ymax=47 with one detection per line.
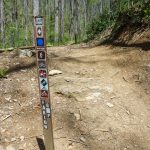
xmin=0 ymin=68 xmax=7 ymax=78
xmin=86 ymin=1 xmax=150 ymax=41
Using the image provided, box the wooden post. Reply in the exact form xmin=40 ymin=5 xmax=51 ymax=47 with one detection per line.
xmin=34 ymin=16 xmax=54 ymax=150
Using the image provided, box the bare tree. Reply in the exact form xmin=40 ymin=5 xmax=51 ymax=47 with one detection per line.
xmin=24 ymin=0 xmax=29 ymax=45
xmin=33 ymin=0 xmax=39 ymax=16
xmin=54 ymin=0 xmax=59 ymax=43
xmin=60 ymin=0 xmax=64 ymax=41
xmin=0 ymin=0 xmax=4 ymax=48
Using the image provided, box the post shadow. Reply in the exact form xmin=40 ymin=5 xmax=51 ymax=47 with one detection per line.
xmin=36 ymin=137 xmax=46 ymax=150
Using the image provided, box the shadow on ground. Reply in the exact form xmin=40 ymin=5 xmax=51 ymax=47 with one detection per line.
xmin=106 ymin=41 xmax=150 ymax=51
xmin=36 ymin=137 xmax=45 ymax=150
xmin=6 ymin=61 xmax=36 ymax=74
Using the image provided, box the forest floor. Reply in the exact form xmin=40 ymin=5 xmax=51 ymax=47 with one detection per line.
xmin=0 ymin=43 xmax=150 ymax=150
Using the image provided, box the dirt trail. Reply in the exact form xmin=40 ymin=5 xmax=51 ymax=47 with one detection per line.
xmin=0 ymin=45 xmax=150 ymax=150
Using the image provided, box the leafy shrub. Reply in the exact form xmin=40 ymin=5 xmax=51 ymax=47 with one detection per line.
xmin=0 ymin=68 xmax=7 ymax=78
xmin=143 ymin=4 xmax=150 ymax=23
xmin=86 ymin=13 xmax=116 ymax=40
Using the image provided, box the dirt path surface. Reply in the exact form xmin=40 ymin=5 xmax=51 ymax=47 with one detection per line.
xmin=0 ymin=45 xmax=150 ymax=150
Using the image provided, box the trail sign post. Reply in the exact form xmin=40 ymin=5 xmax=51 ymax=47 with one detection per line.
xmin=34 ymin=16 xmax=54 ymax=150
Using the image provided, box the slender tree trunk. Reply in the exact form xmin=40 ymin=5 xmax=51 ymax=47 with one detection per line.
xmin=0 ymin=0 xmax=4 ymax=48
xmin=74 ymin=0 xmax=80 ymax=43
xmin=15 ymin=0 xmax=19 ymax=47
xmin=100 ymin=0 xmax=104 ymax=14
xmin=33 ymin=0 xmax=39 ymax=45
xmin=54 ymin=0 xmax=59 ymax=43
xmin=69 ymin=0 xmax=74 ymax=40
xmin=60 ymin=0 xmax=64 ymax=42
xmin=83 ymin=0 xmax=87 ymax=38
xmin=33 ymin=0 xmax=39 ymax=16
xmin=24 ymin=0 xmax=29 ymax=45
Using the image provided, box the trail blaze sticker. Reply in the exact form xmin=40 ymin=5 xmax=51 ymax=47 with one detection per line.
xmin=37 ymin=38 xmax=44 ymax=47
xmin=35 ymin=17 xmax=43 ymax=25
xmin=38 ymin=61 xmax=46 ymax=68
xmin=41 ymin=99 xmax=51 ymax=129
xmin=38 ymin=51 xmax=45 ymax=59
xmin=40 ymin=78 xmax=48 ymax=90
xmin=37 ymin=27 xmax=42 ymax=36
xmin=41 ymin=90 xmax=48 ymax=98
xmin=39 ymin=70 xmax=47 ymax=78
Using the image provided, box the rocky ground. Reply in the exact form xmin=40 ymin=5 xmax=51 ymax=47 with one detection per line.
xmin=0 ymin=44 xmax=150 ymax=150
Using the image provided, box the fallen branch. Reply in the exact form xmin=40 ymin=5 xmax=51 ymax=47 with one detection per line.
xmin=123 ymin=76 xmax=129 ymax=82
xmin=0 ymin=48 xmax=14 ymax=52
xmin=0 ymin=46 xmax=35 ymax=52
xmin=19 ymin=46 xmax=35 ymax=50
xmin=1 ymin=115 xmax=12 ymax=122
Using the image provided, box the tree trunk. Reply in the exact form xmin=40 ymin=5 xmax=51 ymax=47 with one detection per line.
xmin=0 ymin=0 xmax=4 ymax=48
xmin=33 ymin=0 xmax=39 ymax=16
xmin=60 ymin=0 xmax=64 ymax=42
xmin=24 ymin=0 xmax=29 ymax=45
xmin=54 ymin=0 xmax=59 ymax=43
xmin=74 ymin=0 xmax=80 ymax=43
xmin=69 ymin=0 xmax=74 ymax=40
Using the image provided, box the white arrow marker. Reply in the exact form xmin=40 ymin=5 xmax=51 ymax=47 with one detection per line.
xmin=37 ymin=27 xmax=42 ymax=36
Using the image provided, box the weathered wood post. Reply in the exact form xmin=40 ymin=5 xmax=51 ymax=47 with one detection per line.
xmin=34 ymin=16 xmax=54 ymax=150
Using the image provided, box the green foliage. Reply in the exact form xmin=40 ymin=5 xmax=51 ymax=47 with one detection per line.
xmin=86 ymin=1 xmax=150 ymax=41
xmin=47 ymin=32 xmax=70 ymax=46
xmin=143 ymin=4 xmax=150 ymax=22
xmin=0 ymin=68 xmax=7 ymax=78
xmin=86 ymin=13 xmax=116 ymax=40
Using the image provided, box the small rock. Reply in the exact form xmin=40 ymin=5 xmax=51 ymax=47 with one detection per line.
xmin=65 ymin=79 xmax=70 ymax=82
xmin=13 ymin=99 xmax=18 ymax=102
xmin=19 ymin=50 xmax=27 ymax=58
xmin=20 ymin=70 xmax=26 ymax=72
xmin=106 ymin=102 xmax=114 ymax=108
xmin=19 ymin=49 xmax=33 ymax=58
xmin=80 ymin=137 xmax=86 ymax=143
xmin=20 ymin=136 xmax=25 ymax=141
xmin=26 ymin=50 xmax=33 ymax=57
xmin=11 ymin=138 xmax=16 ymax=142
xmin=75 ymin=72 xmax=80 ymax=74
xmin=74 ymin=113 xmax=81 ymax=121
xmin=5 ymin=96 xmax=12 ymax=102
xmin=49 ymin=70 xmax=62 ymax=76
xmin=92 ymin=92 xmax=101 ymax=98
xmin=4 ymin=138 xmax=10 ymax=143
xmin=8 ymin=47 xmax=14 ymax=51
xmin=31 ymin=78 xmax=35 ymax=81
xmin=1 ymin=128 xmax=6 ymax=133
xmin=86 ymin=96 xmax=93 ymax=100
xmin=8 ymin=106 xmax=14 ymax=110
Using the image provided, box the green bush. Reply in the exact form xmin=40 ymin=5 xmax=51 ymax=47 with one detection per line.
xmin=143 ymin=6 xmax=150 ymax=23
xmin=86 ymin=13 xmax=116 ymax=40
xmin=0 ymin=68 xmax=7 ymax=78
